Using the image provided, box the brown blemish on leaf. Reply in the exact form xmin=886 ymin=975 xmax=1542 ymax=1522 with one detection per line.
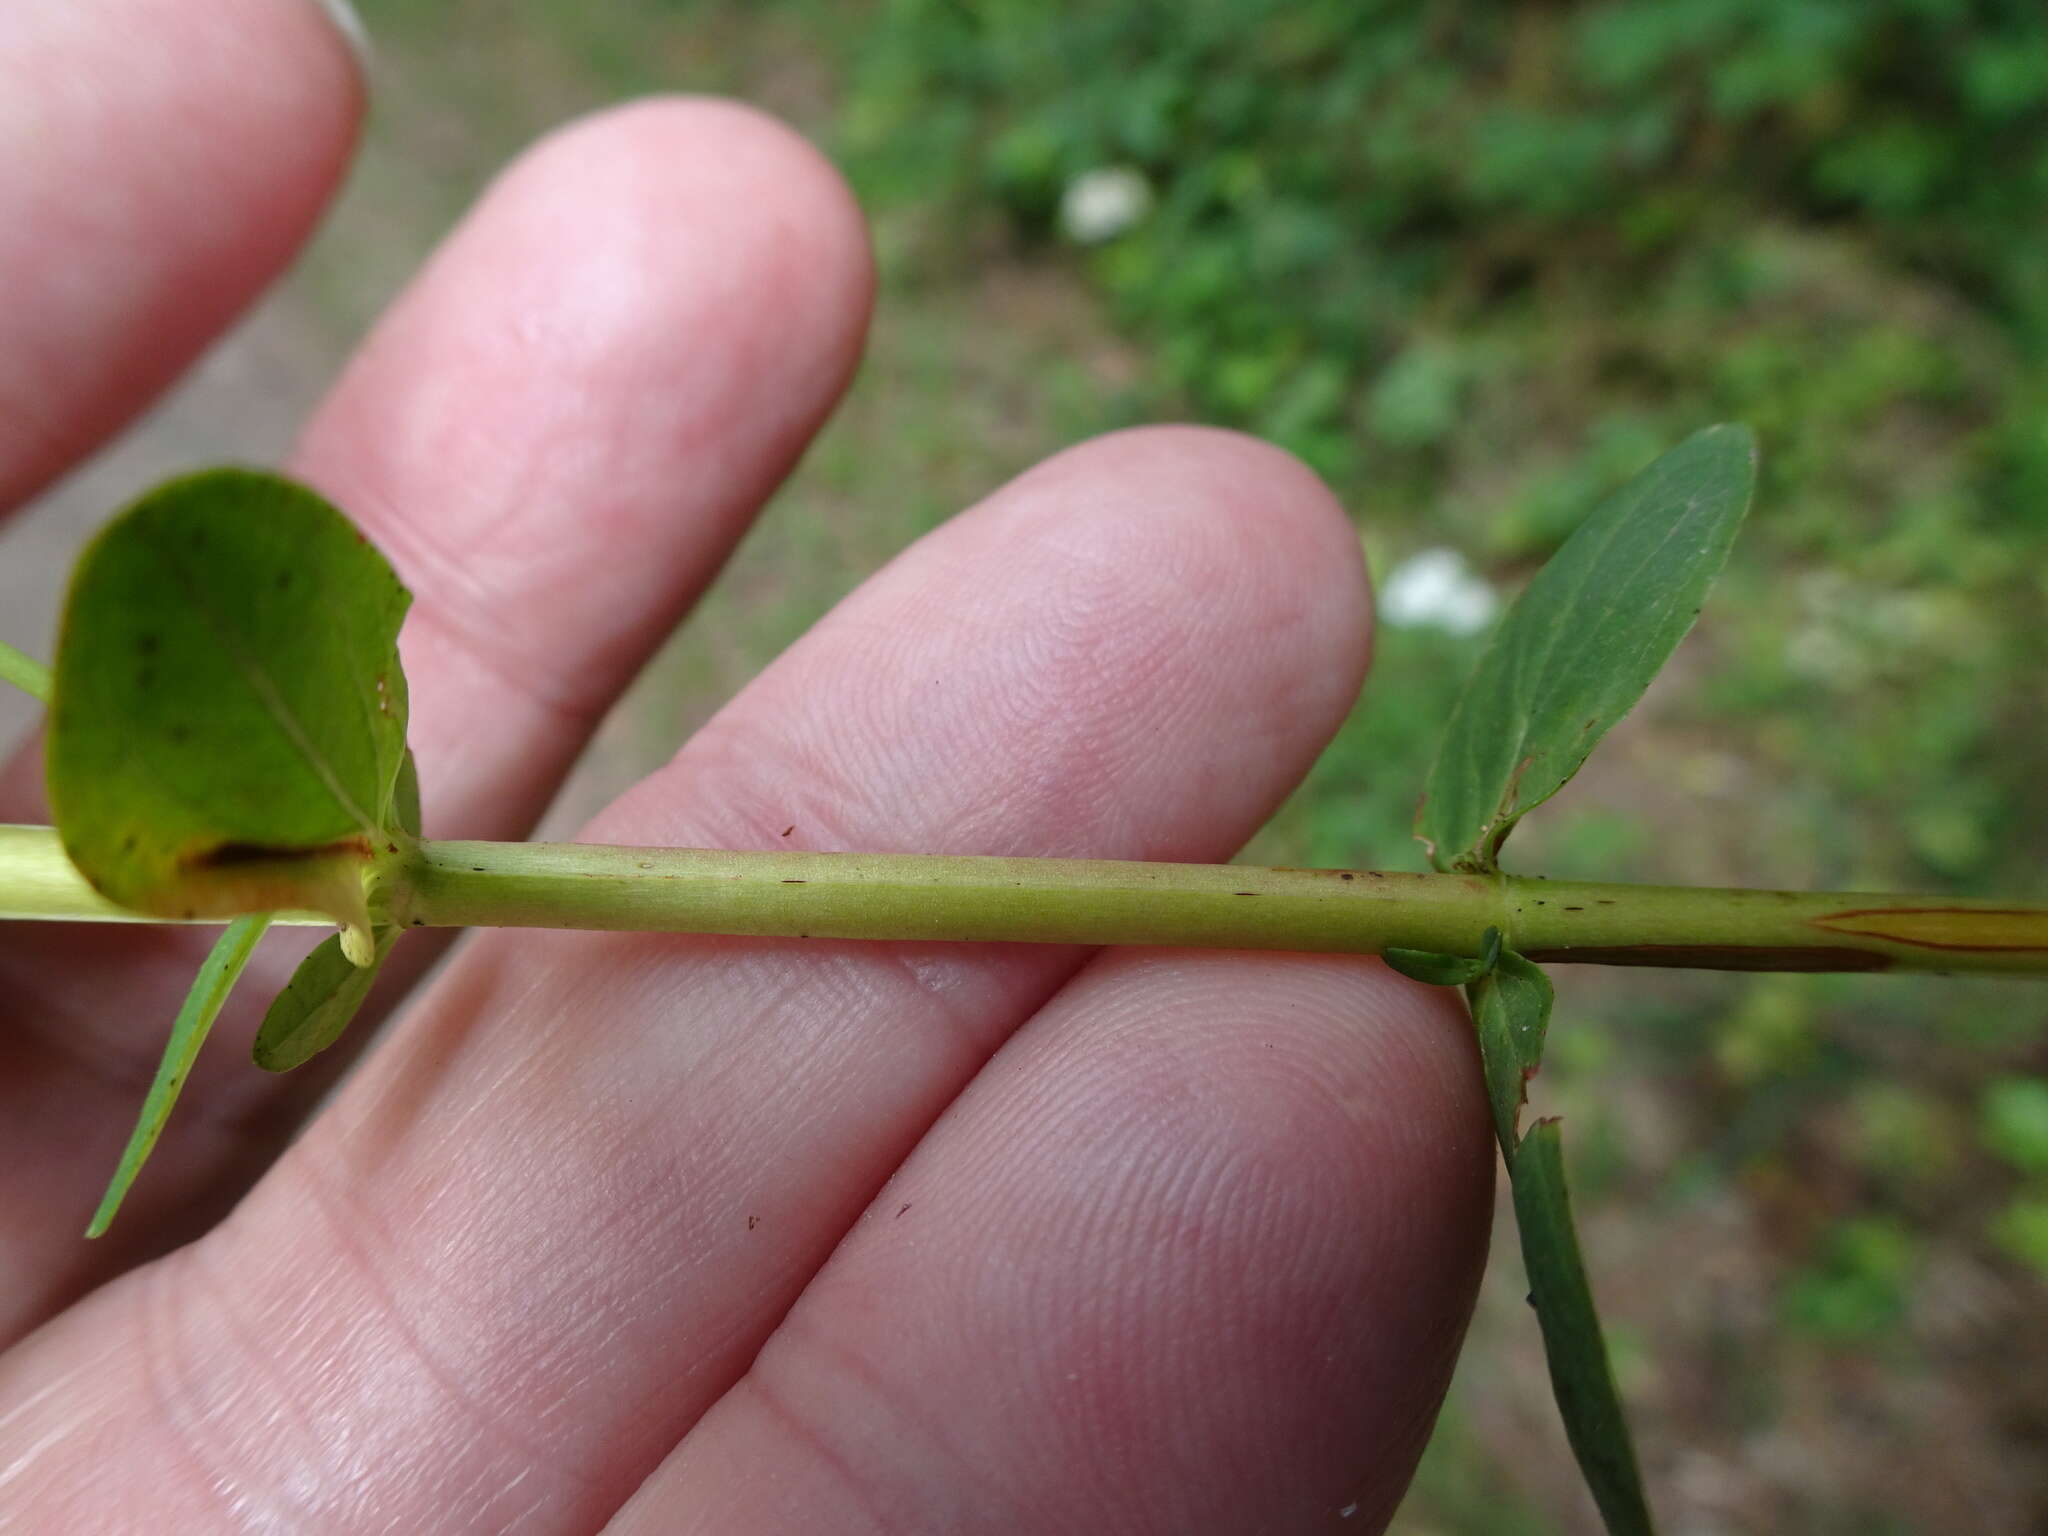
xmin=183 ymin=834 xmax=374 ymax=871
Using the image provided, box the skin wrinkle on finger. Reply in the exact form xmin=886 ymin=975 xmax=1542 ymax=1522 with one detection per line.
xmin=294 ymin=96 xmax=875 ymax=748
xmin=0 ymin=98 xmax=874 ymax=1339
xmin=637 ymin=430 xmax=1350 ymax=863
xmin=0 ymin=428 xmax=1379 ymax=1532
xmin=617 ymin=953 xmax=1490 ymax=1536
xmin=0 ymin=0 xmax=361 ymax=511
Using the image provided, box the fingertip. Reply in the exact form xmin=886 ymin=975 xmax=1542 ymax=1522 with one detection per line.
xmin=290 ymin=93 xmax=876 ymax=762
xmin=510 ymin=95 xmax=876 ymax=380
xmin=304 ymin=0 xmax=372 ymax=75
xmin=0 ymin=0 xmax=364 ymax=507
xmin=1026 ymin=423 xmax=1374 ymax=722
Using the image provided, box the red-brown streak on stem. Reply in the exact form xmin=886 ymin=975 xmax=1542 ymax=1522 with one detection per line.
xmin=1521 ymin=945 xmax=1892 ymax=972
xmin=1811 ymin=907 xmax=2048 ymax=953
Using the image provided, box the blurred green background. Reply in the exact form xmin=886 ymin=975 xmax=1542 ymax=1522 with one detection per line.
xmin=135 ymin=0 xmax=2048 ymax=1528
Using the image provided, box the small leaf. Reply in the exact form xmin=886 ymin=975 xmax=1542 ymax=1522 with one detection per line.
xmin=1384 ymin=926 xmax=1503 ymax=986
xmin=253 ymin=926 xmax=401 ymax=1073
xmin=393 ymin=748 xmax=422 ymax=839
xmin=1467 ymin=949 xmax=1554 ymax=1155
xmin=1511 ymin=1120 xmax=1657 ymax=1536
xmin=1418 ymin=425 xmax=1756 ymax=873
xmin=47 ymin=469 xmax=413 ymax=935
xmin=0 ymin=639 xmax=51 ymax=703
xmin=87 ymin=914 xmax=272 ymax=1237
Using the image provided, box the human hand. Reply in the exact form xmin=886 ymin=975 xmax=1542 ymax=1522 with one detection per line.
xmin=0 ymin=4 xmax=1492 ymax=1530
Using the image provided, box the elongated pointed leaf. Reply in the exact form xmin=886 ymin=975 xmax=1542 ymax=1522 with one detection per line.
xmin=47 ymin=469 xmax=413 ymax=934
xmin=1419 ymin=426 xmax=1756 ymax=873
xmin=253 ymin=926 xmax=401 ymax=1072
xmin=1513 ymin=1120 xmax=1657 ymax=1535
xmin=87 ymin=914 xmax=272 ymax=1236
xmin=0 ymin=639 xmax=50 ymax=703
xmin=1468 ymin=950 xmax=1554 ymax=1155
xmin=1384 ymin=927 xmax=1503 ymax=987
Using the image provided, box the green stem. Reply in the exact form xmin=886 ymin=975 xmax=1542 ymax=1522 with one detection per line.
xmin=0 ymin=640 xmax=52 ymax=704
xmin=4 ymin=823 xmax=2045 ymax=975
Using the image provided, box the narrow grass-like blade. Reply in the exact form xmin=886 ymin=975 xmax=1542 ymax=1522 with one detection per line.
xmin=1512 ymin=1120 xmax=1657 ymax=1535
xmin=1419 ymin=425 xmax=1756 ymax=873
xmin=1467 ymin=949 xmax=1553 ymax=1154
xmin=87 ymin=914 xmax=272 ymax=1237
xmin=0 ymin=640 xmax=51 ymax=702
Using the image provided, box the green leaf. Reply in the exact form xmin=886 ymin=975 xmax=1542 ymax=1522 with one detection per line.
xmin=0 ymin=639 xmax=51 ymax=703
xmin=253 ymin=926 xmax=401 ymax=1073
xmin=393 ymin=748 xmax=422 ymax=839
xmin=1418 ymin=425 xmax=1756 ymax=873
xmin=46 ymin=469 xmax=413 ymax=944
xmin=87 ymin=914 xmax=272 ymax=1237
xmin=1384 ymin=926 xmax=1503 ymax=986
xmin=1980 ymin=1076 xmax=2048 ymax=1176
xmin=1512 ymin=1120 xmax=1656 ymax=1536
xmin=1467 ymin=949 xmax=1554 ymax=1155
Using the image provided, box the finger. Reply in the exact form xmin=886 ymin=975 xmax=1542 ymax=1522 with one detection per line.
xmin=0 ymin=0 xmax=362 ymax=512
xmin=621 ymin=951 xmax=1492 ymax=1535
xmin=0 ymin=428 xmax=1375 ymax=1530
xmin=0 ymin=98 xmax=872 ymax=1332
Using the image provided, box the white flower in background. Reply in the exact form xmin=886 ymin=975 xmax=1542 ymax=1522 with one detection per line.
xmin=1378 ymin=547 xmax=1499 ymax=636
xmin=1059 ymin=166 xmax=1153 ymax=244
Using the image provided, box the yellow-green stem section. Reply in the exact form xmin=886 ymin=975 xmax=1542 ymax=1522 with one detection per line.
xmin=4 ymin=824 xmax=2045 ymax=975
xmin=399 ymin=839 xmax=2046 ymax=975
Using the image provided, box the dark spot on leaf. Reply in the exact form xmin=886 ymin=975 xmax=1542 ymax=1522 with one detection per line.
xmin=472 ymin=866 xmax=487 ymax=873
xmin=782 ymin=879 xmax=806 ymax=885
xmin=137 ymin=634 xmax=158 ymax=656
xmin=1340 ymin=871 xmax=1355 ymax=881
xmin=1563 ymin=906 xmax=1584 ymax=911
xmin=747 ymin=1214 xmax=760 ymax=1230
xmin=896 ymin=1202 xmax=912 ymax=1219
xmin=275 ymin=571 xmax=292 ymax=591
xmin=781 ymin=826 xmax=795 ymax=838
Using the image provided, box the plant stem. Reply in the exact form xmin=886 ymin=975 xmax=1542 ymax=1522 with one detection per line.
xmin=4 ymin=823 xmax=2044 ymax=975
xmin=0 ymin=641 xmax=51 ymax=704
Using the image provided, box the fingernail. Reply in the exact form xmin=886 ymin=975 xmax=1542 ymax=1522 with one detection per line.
xmin=306 ymin=0 xmax=372 ymax=74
